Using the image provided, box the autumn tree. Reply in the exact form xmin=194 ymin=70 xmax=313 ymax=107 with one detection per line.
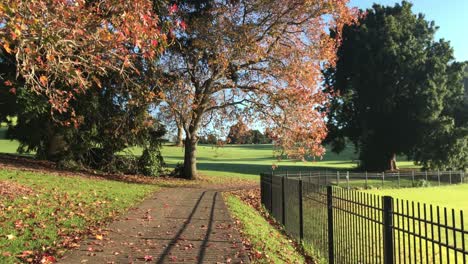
xmin=0 ymin=0 xmax=169 ymax=122
xmin=156 ymin=85 xmax=186 ymax=147
xmin=159 ymin=0 xmax=357 ymax=179
xmin=226 ymin=120 xmax=271 ymax=144
xmin=0 ymin=0 xmax=175 ymax=174
xmin=199 ymin=134 xmax=218 ymax=145
xmin=324 ymin=1 xmax=467 ymax=171
xmin=227 ymin=120 xmax=249 ymax=144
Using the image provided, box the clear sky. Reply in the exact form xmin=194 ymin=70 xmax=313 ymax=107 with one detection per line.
xmin=349 ymin=0 xmax=468 ymax=62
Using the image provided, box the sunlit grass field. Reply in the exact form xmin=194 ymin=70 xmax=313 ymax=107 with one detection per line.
xmin=134 ymin=144 xmax=418 ymax=179
xmin=368 ymin=184 xmax=468 ymax=214
xmin=0 ymin=126 xmax=419 ymax=180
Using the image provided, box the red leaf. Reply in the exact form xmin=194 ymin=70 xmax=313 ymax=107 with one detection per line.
xmin=179 ymin=20 xmax=187 ymax=30
xmin=169 ymin=4 xmax=178 ymax=14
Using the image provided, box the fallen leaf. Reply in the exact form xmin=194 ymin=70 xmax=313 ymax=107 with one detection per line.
xmin=41 ymin=254 xmax=56 ymax=264
xmin=39 ymin=75 xmax=48 ymax=86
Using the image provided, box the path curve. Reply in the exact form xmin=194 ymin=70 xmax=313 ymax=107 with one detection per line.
xmin=59 ymin=187 xmax=250 ymax=263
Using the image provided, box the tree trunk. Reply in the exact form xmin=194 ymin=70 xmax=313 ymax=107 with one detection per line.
xmin=359 ymin=147 xmax=399 ymax=172
xmin=389 ymin=153 xmax=398 ymax=171
xmin=44 ymin=125 xmax=68 ymax=161
xmin=175 ymin=122 xmax=184 ymax=147
xmin=182 ymin=136 xmax=198 ymax=180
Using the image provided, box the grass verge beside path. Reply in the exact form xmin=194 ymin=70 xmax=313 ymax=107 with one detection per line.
xmin=224 ymin=194 xmax=306 ymax=264
xmin=0 ymin=168 xmax=161 ymax=263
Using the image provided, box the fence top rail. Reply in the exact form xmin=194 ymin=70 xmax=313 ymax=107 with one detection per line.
xmin=262 ymin=170 xmax=465 ymax=178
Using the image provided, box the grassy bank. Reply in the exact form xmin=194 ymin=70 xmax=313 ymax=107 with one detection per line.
xmin=224 ymin=194 xmax=306 ymax=263
xmin=0 ymin=168 xmax=160 ymax=263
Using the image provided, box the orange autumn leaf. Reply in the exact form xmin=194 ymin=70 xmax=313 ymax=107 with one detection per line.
xmin=3 ymin=43 xmax=12 ymax=54
xmin=39 ymin=75 xmax=48 ymax=86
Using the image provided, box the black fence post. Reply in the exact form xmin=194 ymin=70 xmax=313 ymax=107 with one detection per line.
xmin=281 ymin=175 xmax=286 ymax=226
xmin=299 ymin=178 xmax=304 ymax=241
xmin=383 ymin=196 xmax=394 ymax=264
xmin=327 ymin=186 xmax=334 ymax=264
xmin=269 ymin=172 xmax=273 ymax=213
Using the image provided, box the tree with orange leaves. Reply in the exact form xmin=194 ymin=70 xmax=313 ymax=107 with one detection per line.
xmin=0 ymin=0 xmax=170 ymax=124
xmin=0 ymin=0 xmax=176 ymax=174
xmin=159 ymin=0 xmax=357 ymax=179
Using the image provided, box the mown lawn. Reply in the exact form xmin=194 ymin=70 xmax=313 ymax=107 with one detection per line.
xmin=368 ymin=183 xmax=468 ymax=215
xmin=0 ymin=169 xmax=160 ymax=263
xmin=0 ymin=125 xmax=420 ymax=180
xmin=295 ymin=184 xmax=468 ymax=263
xmin=136 ymin=144 xmax=418 ymax=179
xmin=0 ymin=126 xmax=19 ymax=154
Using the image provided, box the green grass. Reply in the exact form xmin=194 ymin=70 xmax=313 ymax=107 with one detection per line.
xmin=0 ymin=138 xmax=21 ymax=154
xmin=295 ymin=184 xmax=468 ymax=263
xmin=224 ymin=194 xmax=305 ymax=263
xmin=143 ymin=144 xmax=417 ymax=180
xmin=298 ymin=184 xmax=468 ymax=262
xmin=367 ymin=184 xmax=468 ymax=262
xmin=0 ymin=129 xmax=420 ymax=180
xmin=368 ymin=184 xmax=468 ymax=215
xmin=0 ymin=168 xmax=160 ymax=263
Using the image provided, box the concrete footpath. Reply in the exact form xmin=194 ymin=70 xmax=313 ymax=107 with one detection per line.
xmin=59 ymin=187 xmax=249 ymax=263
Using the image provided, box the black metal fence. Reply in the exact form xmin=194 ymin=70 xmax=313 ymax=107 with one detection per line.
xmin=270 ymin=170 xmax=466 ymax=189
xmin=260 ymin=171 xmax=468 ymax=263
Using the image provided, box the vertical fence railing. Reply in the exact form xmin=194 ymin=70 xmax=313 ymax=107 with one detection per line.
xmin=259 ymin=171 xmax=468 ymax=264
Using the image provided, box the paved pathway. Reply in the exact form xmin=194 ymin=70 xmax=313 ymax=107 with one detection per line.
xmin=59 ymin=188 xmax=249 ymax=263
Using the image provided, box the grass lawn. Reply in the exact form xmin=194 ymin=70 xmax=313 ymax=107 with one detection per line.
xmin=137 ymin=144 xmax=417 ymax=180
xmin=0 ymin=138 xmax=21 ymax=155
xmin=295 ymin=184 xmax=468 ymax=263
xmin=367 ymin=184 xmax=468 ymax=262
xmin=0 ymin=168 xmax=161 ymax=263
xmin=0 ymin=127 xmax=420 ymax=180
xmin=224 ymin=194 xmax=305 ymax=263
xmin=368 ymin=184 xmax=468 ymax=216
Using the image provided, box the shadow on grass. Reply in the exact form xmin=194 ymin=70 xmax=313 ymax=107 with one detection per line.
xmin=0 ymin=153 xmax=200 ymax=187
xmin=163 ymin=155 xmax=276 ymax=162
xmin=196 ymin=162 xmax=355 ymax=177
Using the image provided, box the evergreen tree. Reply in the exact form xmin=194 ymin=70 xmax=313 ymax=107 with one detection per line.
xmin=324 ymin=1 xmax=467 ymax=171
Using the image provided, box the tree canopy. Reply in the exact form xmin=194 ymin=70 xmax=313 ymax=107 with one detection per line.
xmin=0 ymin=0 xmax=170 ymax=124
xmin=158 ymin=0 xmax=357 ymax=179
xmin=0 ymin=0 xmax=175 ymax=175
xmin=324 ymin=1 xmax=467 ymax=171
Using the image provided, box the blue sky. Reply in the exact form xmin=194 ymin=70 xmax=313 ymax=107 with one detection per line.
xmin=350 ymin=0 xmax=468 ymax=62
